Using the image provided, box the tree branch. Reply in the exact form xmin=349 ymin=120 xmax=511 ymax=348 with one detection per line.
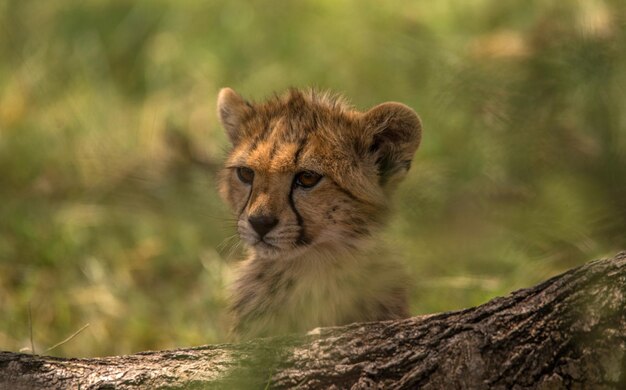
xmin=2 ymin=252 xmax=625 ymax=389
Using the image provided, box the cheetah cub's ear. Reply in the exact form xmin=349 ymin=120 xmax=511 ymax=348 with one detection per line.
xmin=362 ymin=102 xmax=422 ymax=190
xmin=217 ymin=88 xmax=252 ymax=145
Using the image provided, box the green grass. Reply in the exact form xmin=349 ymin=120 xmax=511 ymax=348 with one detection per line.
xmin=1 ymin=0 xmax=625 ymax=357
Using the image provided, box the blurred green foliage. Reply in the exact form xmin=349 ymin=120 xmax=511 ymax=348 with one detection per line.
xmin=0 ymin=0 xmax=624 ymax=357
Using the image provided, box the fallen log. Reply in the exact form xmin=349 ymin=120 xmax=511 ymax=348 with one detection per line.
xmin=1 ymin=251 xmax=625 ymax=389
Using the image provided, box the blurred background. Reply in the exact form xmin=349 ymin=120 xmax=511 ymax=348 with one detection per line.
xmin=1 ymin=0 xmax=625 ymax=357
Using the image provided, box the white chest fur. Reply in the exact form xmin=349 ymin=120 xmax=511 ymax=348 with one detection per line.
xmin=230 ymin=246 xmax=409 ymax=338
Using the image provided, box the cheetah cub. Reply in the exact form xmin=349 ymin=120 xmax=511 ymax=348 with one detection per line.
xmin=217 ymin=88 xmax=422 ymax=339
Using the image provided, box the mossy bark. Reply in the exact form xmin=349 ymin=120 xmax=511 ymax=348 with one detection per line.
xmin=2 ymin=252 xmax=625 ymax=389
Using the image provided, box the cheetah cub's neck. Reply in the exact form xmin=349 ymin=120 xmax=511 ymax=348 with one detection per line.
xmin=217 ymin=88 xmax=422 ymax=339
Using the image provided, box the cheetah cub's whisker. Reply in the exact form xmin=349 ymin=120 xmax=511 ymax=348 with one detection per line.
xmin=217 ymin=88 xmax=422 ymax=339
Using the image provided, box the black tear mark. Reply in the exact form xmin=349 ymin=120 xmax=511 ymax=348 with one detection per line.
xmin=238 ymin=184 xmax=252 ymax=218
xmin=288 ymin=186 xmax=309 ymax=245
xmin=289 ymin=137 xmax=310 ymax=246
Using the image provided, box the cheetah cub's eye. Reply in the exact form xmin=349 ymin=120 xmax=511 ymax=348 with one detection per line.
xmin=294 ymin=171 xmax=322 ymax=189
xmin=236 ymin=167 xmax=254 ymax=184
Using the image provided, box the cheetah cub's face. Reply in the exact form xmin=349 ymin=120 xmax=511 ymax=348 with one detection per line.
xmin=217 ymin=88 xmax=421 ymax=259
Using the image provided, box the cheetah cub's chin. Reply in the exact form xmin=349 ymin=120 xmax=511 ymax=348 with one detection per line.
xmin=217 ymin=87 xmax=422 ymax=339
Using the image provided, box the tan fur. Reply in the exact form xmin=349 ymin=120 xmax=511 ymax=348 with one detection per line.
xmin=217 ymin=88 xmax=422 ymax=339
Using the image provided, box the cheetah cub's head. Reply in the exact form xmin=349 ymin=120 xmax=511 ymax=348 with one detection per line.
xmin=217 ymin=88 xmax=421 ymax=259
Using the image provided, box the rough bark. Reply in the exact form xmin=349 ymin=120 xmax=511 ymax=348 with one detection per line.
xmin=1 ymin=251 xmax=625 ymax=389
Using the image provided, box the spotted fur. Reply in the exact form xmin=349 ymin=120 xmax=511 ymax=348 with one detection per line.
xmin=217 ymin=88 xmax=422 ymax=338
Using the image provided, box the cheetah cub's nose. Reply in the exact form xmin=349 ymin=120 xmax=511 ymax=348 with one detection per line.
xmin=248 ymin=215 xmax=279 ymax=238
